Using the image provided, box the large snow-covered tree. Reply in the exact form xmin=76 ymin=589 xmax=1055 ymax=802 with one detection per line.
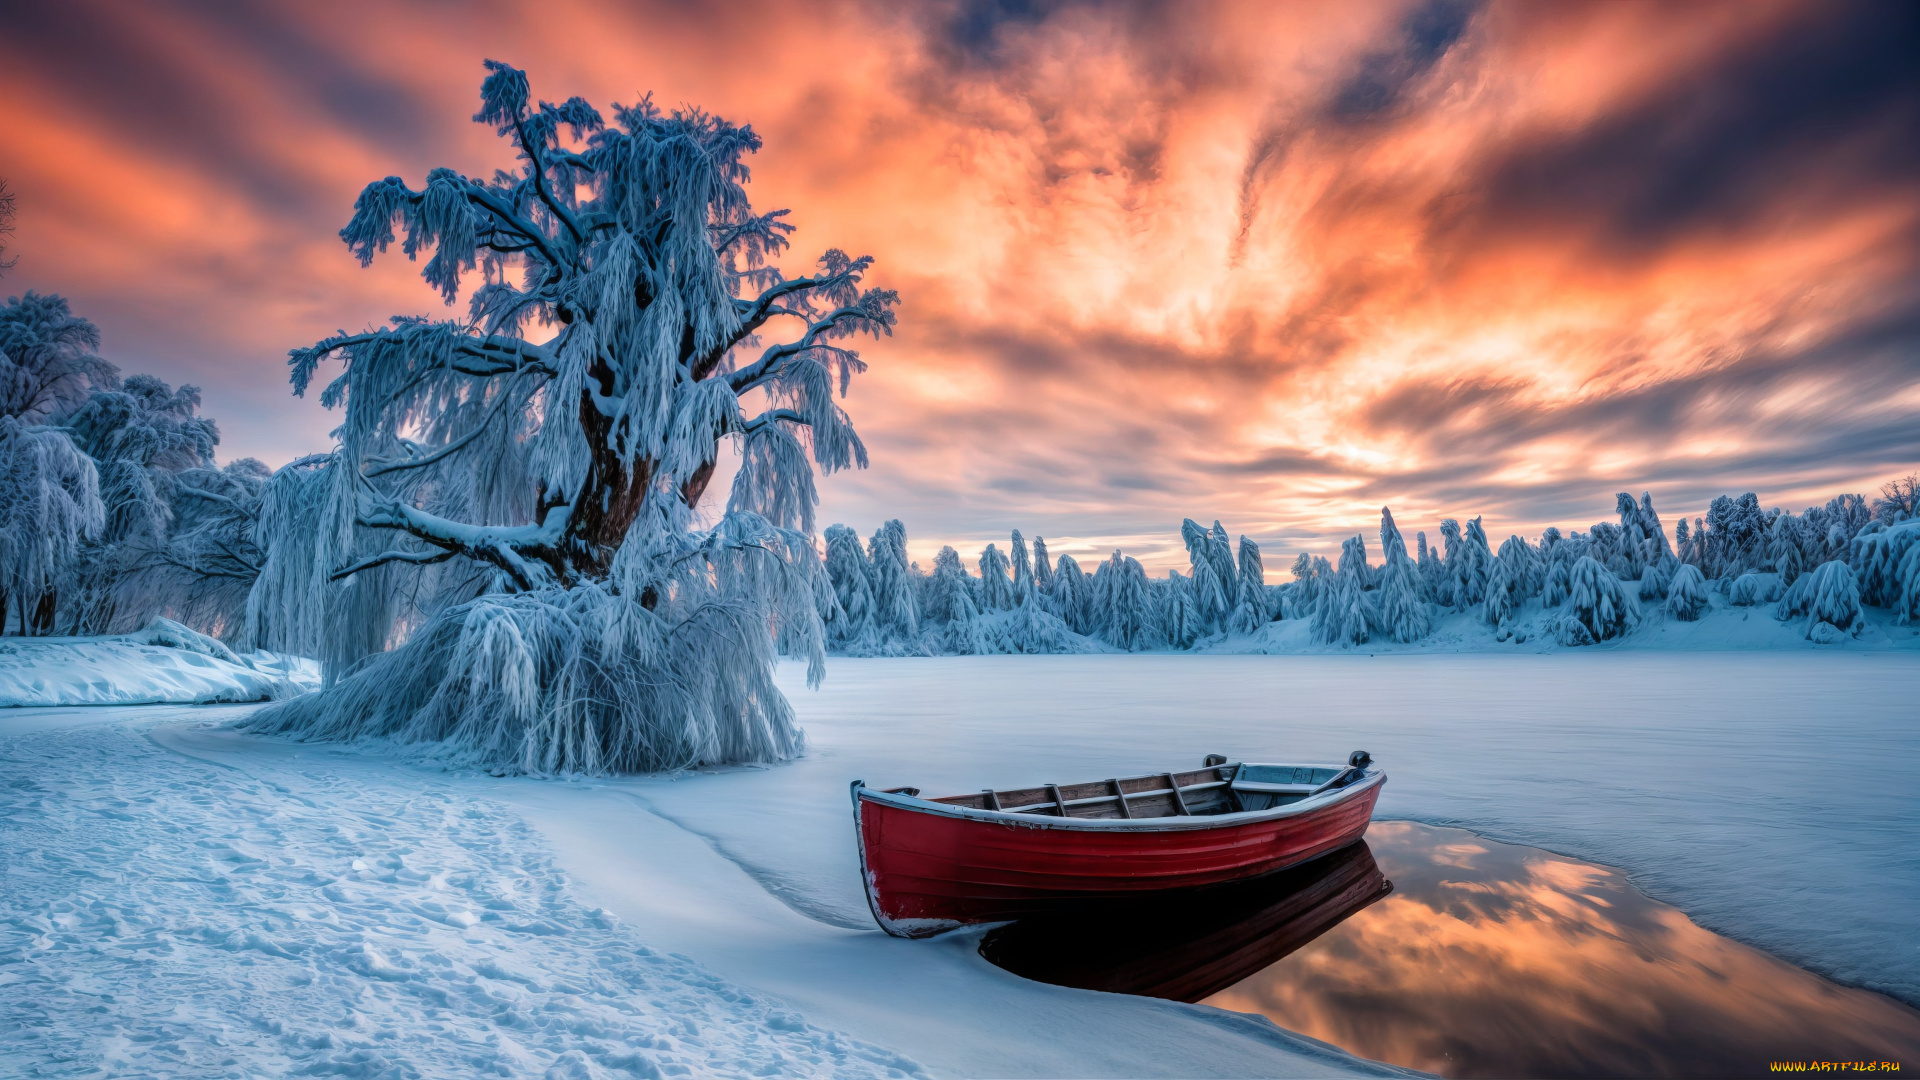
xmin=243 ymin=63 xmax=896 ymax=773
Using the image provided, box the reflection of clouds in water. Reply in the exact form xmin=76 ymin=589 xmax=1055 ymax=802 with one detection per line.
xmin=1206 ymin=822 xmax=1920 ymax=1078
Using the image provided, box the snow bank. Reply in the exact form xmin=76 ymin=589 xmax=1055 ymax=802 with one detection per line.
xmin=0 ymin=618 xmax=317 ymax=706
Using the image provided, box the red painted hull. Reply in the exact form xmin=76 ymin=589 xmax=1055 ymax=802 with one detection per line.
xmin=852 ymin=772 xmax=1385 ymax=937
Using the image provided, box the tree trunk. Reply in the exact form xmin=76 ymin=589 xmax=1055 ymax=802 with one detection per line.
xmin=567 ymin=386 xmax=655 ymax=579
xmin=31 ymin=589 xmax=57 ymax=636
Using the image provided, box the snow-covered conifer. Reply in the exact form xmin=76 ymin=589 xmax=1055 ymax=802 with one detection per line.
xmin=922 ymin=546 xmax=973 ymax=625
xmin=1556 ymin=555 xmax=1639 ymax=645
xmin=1416 ymin=530 xmax=1447 ymax=606
xmin=0 ymin=417 xmax=103 ymax=633
xmin=1339 ymin=533 xmax=1371 ymax=585
xmin=1496 ymin=534 xmax=1542 ymax=599
xmin=242 ymin=63 xmax=898 ymax=772
xmin=1483 ymin=553 xmax=1516 ymax=628
xmin=1614 ymin=493 xmax=1649 ymax=580
xmin=1032 ymin=535 xmax=1053 ymax=594
xmin=1438 ymin=519 xmax=1464 ymax=607
xmin=867 ymin=520 xmax=918 ymax=641
xmin=1541 ymin=556 xmax=1571 ymax=608
xmin=1103 ymin=551 xmax=1155 ymax=651
xmin=1373 ymin=508 xmax=1430 ymax=643
xmin=1453 ymin=517 xmax=1493 ymax=608
xmin=1229 ymin=535 xmax=1268 ymax=633
xmin=1290 ymin=551 xmax=1313 ymax=581
xmin=1010 ymin=530 xmax=1034 ymax=605
xmin=977 ymin=543 xmax=1013 ymax=611
xmin=1181 ymin=518 xmax=1231 ymax=631
xmin=1665 ymin=562 xmax=1709 ymax=621
xmin=1051 ymin=553 xmax=1091 ymax=634
xmin=1161 ymin=570 xmax=1201 ymax=648
xmin=1768 ymin=514 xmax=1804 ymax=585
xmin=1208 ymin=521 xmax=1238 ymax=597
xmin=1674 ymin=518 xmax=1693 ymax=564
xmin=822 ymin=524 xmax=874 ymax=643
xmin=1310 ymin=559 xmax=1370 ymax=646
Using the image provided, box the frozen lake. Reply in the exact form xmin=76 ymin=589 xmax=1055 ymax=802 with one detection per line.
xmin=6 ymin=651 xmax=1914 ymax=1078
xmin=670 ymin=653 xmax=1920 ymax=1004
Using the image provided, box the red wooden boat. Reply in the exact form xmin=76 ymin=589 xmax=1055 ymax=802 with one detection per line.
xmin=851 ymin=751 xmax=1385 ymax=937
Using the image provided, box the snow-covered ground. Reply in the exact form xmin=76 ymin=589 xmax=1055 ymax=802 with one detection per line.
xmin=3 ymin=702 xmax=1415 ymax=1079
xmin=0 ymin=707 xmax=926 ymax=1079
xmin=5 ymin=652 xmax=1912 ymax=1077
xmin=0 ymin=622 xmax=318 ymax=707
xmin=1213 ymin=595 xmax=1920 ymax=654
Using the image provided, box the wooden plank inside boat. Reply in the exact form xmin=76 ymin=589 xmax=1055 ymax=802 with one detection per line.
xmin=927 ymin=764 xmax=1240 ymax=819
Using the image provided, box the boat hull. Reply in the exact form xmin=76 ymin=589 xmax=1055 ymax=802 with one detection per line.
xmin=852 ymin=772 xmax=1385 ymax=937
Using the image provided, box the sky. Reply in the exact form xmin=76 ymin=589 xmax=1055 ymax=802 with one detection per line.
xmin=2 ymin=0 xmax=1917 ymax=571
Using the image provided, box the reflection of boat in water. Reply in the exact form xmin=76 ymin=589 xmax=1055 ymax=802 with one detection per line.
xmin=979 ymin=841 xmax=1392 ymax=1003
xmin=851 ymin=752 xmax=1385 ymax=937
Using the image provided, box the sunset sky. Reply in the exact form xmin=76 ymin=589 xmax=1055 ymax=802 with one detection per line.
xmin=2 ymin=0 xmax=1917 ymax=570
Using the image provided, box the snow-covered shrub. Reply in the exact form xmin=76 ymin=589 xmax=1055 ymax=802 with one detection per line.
xmin=1897 ymin=541 xmax=1920 ymax=626
xmin=1556 ymin=555 xmax=1639 ymax=645
xmin=1637 ymin=563 xmax=1669 ymax=601
xmin=1728 ymin=572 xmax=1784 ymax=606
xmin=995 ymin=600 xmax=1100 ymax=655
xmin=1665 ymin=563 xmax=1709 ymax=620
xmin=0 ymin=415 xmax=103 ymax=633
xmin=1775 ymin=560 xmax=1863 ymax=640
xmin=1851 ymin=520 xmax=1920 ymax=608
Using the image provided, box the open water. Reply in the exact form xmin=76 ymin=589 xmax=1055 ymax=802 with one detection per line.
xmin=983 ymin=821 xmax=1920 ymax=1078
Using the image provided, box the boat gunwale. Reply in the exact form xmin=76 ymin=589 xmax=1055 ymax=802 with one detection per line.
xmin=852 ymin=766 xmax=1386 ymax=833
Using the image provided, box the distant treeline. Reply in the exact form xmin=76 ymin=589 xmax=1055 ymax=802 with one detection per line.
xmin=820 ymin=480 xmax=1920 ymax=654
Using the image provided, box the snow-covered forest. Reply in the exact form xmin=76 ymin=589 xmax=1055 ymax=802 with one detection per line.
xmin=818 ymin=483 xmax=1920 ymax=656
xmin=0 ymin=289 xmax=268 ymax=640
